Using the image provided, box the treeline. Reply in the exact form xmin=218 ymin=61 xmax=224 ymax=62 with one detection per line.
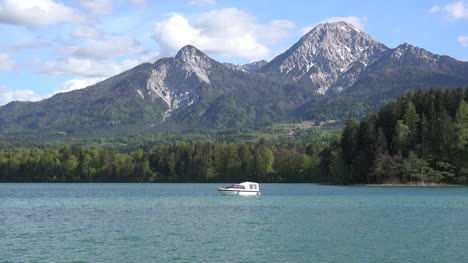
xmin=321 ymin=88 xmax=468 ymax=185
xmin=2 ymin=88 xmax=467 ymax=185
xmin=0 ymin=140 xmax=322 ymax=183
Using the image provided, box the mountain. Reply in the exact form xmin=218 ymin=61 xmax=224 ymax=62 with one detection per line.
xmin=146 ymin=45 xmax=218 ymax=118
xmin=303 ymin=42 xmax=468 ymax=120
xmin=0 ymin=45 xmax=313 ymax=139
xmin=262 ymin=21 xmax=389 ymax=94
xmin=0 ymin=62 xmax=166 ymax=140
xmin=0 ymin=45 xmax=221 ymax=139
xmin=0 ymin=21 xmax=467 ymax=141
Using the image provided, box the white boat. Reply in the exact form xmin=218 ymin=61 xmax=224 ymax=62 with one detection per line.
xmin=217 ymin=181 xmax=261 ymax=196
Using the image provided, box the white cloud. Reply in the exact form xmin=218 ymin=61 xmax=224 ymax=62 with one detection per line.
xmin=154 ymin=15 xmax=200 ymax=52
xmin=3 ymin=42 xmax=51 ymax=52
xmin=0 ymin=53 xmax=17 ymax=71
xmin=39 ymin=52 xmax=159 ymax=78
xmin=48 ymin=77 xmax=104 ymax=97
xmin=58 ymin=35 xmax=142 ymax=59
xmin=72 ymin=27 xmax=103 ymax=39
xmin=301 ymin=16 xmax=367 ymax=35
xmin=0 ymin=85 xmax=42 ymax=105
xmin=458 ymin=35 xmax=468 ymax=47
xmin=74 ymin=0 xmax=113 ymax=14
xmin=40 ymin=58 xmax=128 ymax=77
xmin=256 ymin=20 xmax=296 ymax=43
xmin=430 ymin=1 xmax=468 ymax=20
xmin=153 ymin=8 xmax=295 ymax=59
xmin=0 ymin=0 xmax=96 ymax=26
xmin=186 ymin=0 xmax=217 ymax=7
xmin=0 ymin=78 xmax=106 ymax=105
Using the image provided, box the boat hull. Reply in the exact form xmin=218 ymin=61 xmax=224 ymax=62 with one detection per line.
xmin=217 ymin=189 xmax=261 ymax=196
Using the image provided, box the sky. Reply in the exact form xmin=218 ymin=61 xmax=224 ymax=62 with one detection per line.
xmin=0 ymin=0 xmax=467 ymax=105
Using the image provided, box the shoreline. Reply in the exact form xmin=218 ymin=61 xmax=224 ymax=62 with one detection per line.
xmin=353 ymin=182 xmax=464 ymax=187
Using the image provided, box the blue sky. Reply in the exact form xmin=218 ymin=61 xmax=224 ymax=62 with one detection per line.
xmin=0 ymin=0 xmax=467 ymax=105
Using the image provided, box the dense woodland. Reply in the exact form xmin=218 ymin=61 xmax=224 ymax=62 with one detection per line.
xmin=321 ymin=88 xmax=468 ymax=185
xmin=0 ymin=139 xmax=323 ymax=183
xmin=1 ymin=88 xmax=467 ymax=185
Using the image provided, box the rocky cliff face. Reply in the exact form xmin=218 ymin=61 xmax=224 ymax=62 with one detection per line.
xmin=146 ymin=45 xmax=218 ymax=118
xmin=262 ymin=21 xmax=389 ymax=94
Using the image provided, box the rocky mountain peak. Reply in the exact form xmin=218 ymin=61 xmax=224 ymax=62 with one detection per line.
xmin=145 ymin=45 xmax=216 ymax=119
xmin=305 ymin=21 xmax=361 ymax=34
xmin=263 ymin=21 xmax=389 ymax=94
xmin=172 ymin=45 xmax=213 ymax=84
xmin=388 ymin=43 xmax=441 ymax=66
xmin=394 ymin=43 xmax=436 ymax=57
xmin=175 ymin=45 xmax=207 ymax=60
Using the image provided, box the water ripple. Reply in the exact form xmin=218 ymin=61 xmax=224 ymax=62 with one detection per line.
xmin=1 ymin=183 xmax=467 ymax=262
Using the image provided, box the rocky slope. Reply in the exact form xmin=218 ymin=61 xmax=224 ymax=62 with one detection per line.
xmin=262 ymin=21 xmax=389 ymax=94
xmin=303 ymin=42 xmax=468 ymax=121
xmin=0 ymin=21 xmax=467 ymax=140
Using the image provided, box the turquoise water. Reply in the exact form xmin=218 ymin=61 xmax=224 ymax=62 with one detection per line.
xmin=1 ymin=184 xmax=468 ymax=263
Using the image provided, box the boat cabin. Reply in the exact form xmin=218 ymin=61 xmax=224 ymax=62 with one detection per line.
xmin=239 ymin=181 xmax=259 ymax=191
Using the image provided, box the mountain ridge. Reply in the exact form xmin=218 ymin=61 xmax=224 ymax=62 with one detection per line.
xmin=0 ymin=21 xmax=467 ymax=140
xmin=261 ymin=21 xmax=389 ymax=94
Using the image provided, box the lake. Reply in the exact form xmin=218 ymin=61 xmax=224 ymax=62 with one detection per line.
xmin=1 ymin=183 xmax=467 ymax=263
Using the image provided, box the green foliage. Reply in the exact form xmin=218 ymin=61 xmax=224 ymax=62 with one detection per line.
xmin=273 ymin=149 xmax=303 ymax=182
xmin=392 ymin=120 xmax=411 ymax=154
xmin=321 ymin=88 xmax=468 ymax=185
xmin=0 ymin=139 xmax=324 ymax=183
xmin=341 ymin=118 xmax=359 ymax=165
xmin=1 ymin=82 xmax=466 ymax=185
xmin=456 ymin=100 xmax=468 ymax=146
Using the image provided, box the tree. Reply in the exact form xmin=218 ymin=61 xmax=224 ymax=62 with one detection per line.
xmin=274 ymin=149 xmax=303 ymax=182
xmin=341 ymin=118 xmax=359 ymax=165
xmin=434 ymin=109 xmax=457 ymax=156
xmin=79 ymin=153 xmax=93 ymax=182
xmin=403 ymin=101 xmax=419 ymax=145
xmin=254 ymin=146 xmax=274 ymax=182
xmin=300 ymin=154 xmax=320 ymax=182
xmin=328 ymin=151 xmax=349 ymax=184
xmin=456 ymin=100 xmax=468 ymax=145
xmin=63 ymin=155 xmax=79 ymax=182
xmin=454 ymin=100 xmax=468 ymax=182
xmin=392 ymin=120 xmax=411 ymax=155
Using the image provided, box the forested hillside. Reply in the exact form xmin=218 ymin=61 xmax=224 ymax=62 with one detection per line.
xmin=1 ymin=88 xmax=467 ymax=185
xmin=321 ymin=88 xmax=468 ymax=185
